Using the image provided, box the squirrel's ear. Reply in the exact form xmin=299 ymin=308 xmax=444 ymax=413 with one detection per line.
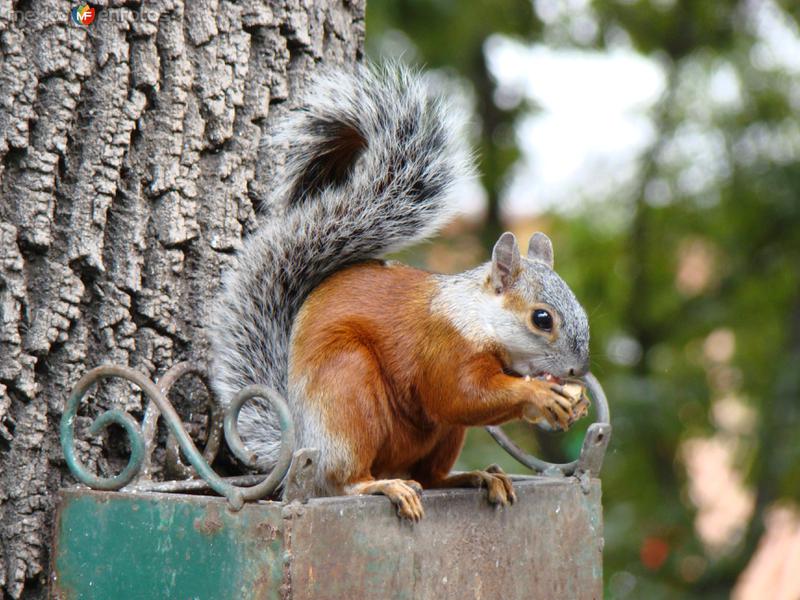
xmin=527 ymin=232 xmax=554 ymax=269
xmin=491 ymin=232 xmax=521 ymax=292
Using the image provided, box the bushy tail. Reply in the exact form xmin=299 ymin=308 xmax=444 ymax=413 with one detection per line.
xmin=209 ymin=62 xmax=474 ymax=466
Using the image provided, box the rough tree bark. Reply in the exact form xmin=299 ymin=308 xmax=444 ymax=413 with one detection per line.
xmin=0 ymin=0 xmax=364 ymax=597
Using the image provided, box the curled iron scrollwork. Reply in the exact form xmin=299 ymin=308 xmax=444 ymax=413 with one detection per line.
xmin=61 ymin=363 xmax=609 ymax=509
xmin=60 ymin=362 xmax=294 ymax=511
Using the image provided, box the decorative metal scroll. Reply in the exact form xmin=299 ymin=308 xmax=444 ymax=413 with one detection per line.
xmin=62 ymin=362 xmax=609 ymax=510
xmin=60 ymin=362 xmax=294 ymax=511
xmin=485 ymin=372 xmax=612 ymax=478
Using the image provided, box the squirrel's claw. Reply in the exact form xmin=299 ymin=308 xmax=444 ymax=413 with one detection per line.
xmin=345 ymin=478 xmax=425 ymax=522
xmin=391 ymin=481 xmax=425 ymax=522
xmin=549 ymin=384 xmax=577 ymax=428
xmin=485 ymin=464 xmax=517 ymax=505
xmin=463 ymin=466 xmax=517 ymax=506
xmin=548 ymin=384 xmax=574 ymax=407
xmin=396 ymin=493 xmax=424 ymax=522
xmin=570 ymin=395 xmax=591 ymax=424
xmin=526 ymin=381 xmax=579 ymax=430
xmin=404 ymin=479 xmax=424 ymax=497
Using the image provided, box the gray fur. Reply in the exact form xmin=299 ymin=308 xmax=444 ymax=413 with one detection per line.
xmin=491 ymin=232 xmax=521 ymax=292
xmin=515 ymin=259 xmax=590 ymax=377
xmin=208 ymin=63 xmax=474 ymax=468
xmin=433 ymin=232 xmax=589 ymax=381
xmin=528 ymin=232 xmax=554 ymax=268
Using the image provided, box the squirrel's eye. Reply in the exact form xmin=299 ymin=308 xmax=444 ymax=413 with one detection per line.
xmin=532 ymin=309 xmax=553 ymax=332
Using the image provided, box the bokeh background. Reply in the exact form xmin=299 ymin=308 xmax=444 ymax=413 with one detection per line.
xmin=366 ymin=1 xmax=800 ymax=598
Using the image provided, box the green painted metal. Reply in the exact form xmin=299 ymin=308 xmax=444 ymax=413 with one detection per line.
xmin=59 ymin=362 xmax=610 ymax=505
xmin=52 ymin=491 xmax=284 ymax=600
xmin=60 ymin=364 xmax=295 ymax=509
xmin=55 ymin=364 xmax=609 ymax=598
xmin=52 ymin=478 xmax=603 ymax=599
xmin=60 ymin=368 xmax=147 ymax=491
xmin=223 ymin=384 xmax=296 ymax=493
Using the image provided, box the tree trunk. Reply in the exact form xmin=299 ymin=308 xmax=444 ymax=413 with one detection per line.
xmin=0 ymin=1 xmax=364 ymax=597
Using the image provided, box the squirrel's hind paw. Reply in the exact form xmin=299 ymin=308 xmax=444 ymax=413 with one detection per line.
xmin=484 ymin=464 xmax=517 ymax=505
xmin=345 ymin=479 xmax=425 ymax=522
xmin=432 ymin=466 xmax=516 ymax=506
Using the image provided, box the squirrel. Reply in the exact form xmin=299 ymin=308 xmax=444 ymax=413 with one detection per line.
xmin=209 ymin=63 xmax=590 ymax=521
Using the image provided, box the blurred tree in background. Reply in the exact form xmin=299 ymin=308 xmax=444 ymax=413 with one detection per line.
xmin=367 ymin=1 xmax=800 ymax=598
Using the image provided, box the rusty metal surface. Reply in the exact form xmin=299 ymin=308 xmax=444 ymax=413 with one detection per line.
xmin=57 ymin=363 xmax=608 ymax=598
xmin=283 ymin=448 xmax=320 ymax=504
xmin=52 ymin=478 xmax=602 ymax=599
xmin=288 ymin=477 xmax=603 ymax=600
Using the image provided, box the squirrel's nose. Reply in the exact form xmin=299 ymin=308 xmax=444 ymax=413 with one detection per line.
xmin=568 ymin=358 xmax=590 ymax=378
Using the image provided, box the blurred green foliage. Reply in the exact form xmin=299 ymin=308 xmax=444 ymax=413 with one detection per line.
xmin=367 ymin=1 xmax=800 ymax=598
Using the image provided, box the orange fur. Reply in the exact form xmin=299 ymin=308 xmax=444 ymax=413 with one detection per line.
xmin=289 ymin=261 xmax=557 ymax=491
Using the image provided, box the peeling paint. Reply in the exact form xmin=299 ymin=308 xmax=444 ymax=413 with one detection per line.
xmin=52 ymin=478 xmax=603 ymax=599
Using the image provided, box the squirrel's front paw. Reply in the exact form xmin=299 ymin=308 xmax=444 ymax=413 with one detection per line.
xmin=565 ymin=382 xmax=591 ymax=423
xmin=380 ymin=479 xmax=425 ymax=522
xmin=523 ymin=381 xmax=578 ymax=430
